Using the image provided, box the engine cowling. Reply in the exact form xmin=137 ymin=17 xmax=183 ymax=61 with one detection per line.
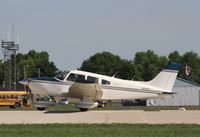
xmin=68 ymin=82 xmax=103 ymax=101
xmin=68 ymin=81 xmax=103 ymax=111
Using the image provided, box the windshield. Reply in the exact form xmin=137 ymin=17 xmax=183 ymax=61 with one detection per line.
xmin=55 ymin=71 xmax=69 ymax=80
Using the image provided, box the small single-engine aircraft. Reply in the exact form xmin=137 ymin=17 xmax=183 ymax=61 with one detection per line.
xmin=19 ymin=62 xmax=181 ymax=111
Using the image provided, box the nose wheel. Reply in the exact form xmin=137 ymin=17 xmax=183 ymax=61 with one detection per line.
xmin=79 ymin=108 xmax=88 ymax=111
xmin=37 ymin=107 xmax=46 ymax=111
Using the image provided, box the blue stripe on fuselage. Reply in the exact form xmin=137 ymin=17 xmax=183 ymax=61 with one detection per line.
xmin=164 ymin=62 xmax=182 ymax=71
xmin=31 ymin=77 xmax=60 ymax=82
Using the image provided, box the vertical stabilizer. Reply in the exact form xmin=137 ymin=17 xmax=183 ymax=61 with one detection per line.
xmin=147 ymin=62 xmax=181 ymax=91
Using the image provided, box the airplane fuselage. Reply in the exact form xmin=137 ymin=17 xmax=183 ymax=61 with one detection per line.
xmin=28 ymin=70 xmax=170 ymax=100
xmin=20 ymin=62 xmax=181 ymax=111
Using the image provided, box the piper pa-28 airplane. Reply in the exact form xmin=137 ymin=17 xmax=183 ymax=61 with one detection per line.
xmin=19 ymin=62 xmax=181 ymax=111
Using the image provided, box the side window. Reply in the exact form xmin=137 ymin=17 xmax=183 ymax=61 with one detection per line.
xmin=87 ymin=76 xmax=98 ymax=83
xmin=102 ymin=79 xmax=110 ymax=85
xmin=77 ymin=75 xmax=85 ymax=81
xmin=67 ymin=73 xmax=85 ymax=82
xmin=67 ymin=73 xmax=75 ymax=81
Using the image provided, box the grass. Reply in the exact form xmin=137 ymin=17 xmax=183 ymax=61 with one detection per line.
xmin=0 ymin=124 xmax=200 ymax=137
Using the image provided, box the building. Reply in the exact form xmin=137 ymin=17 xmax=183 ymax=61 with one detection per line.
xmin=147 ymin=78 xmax=200 ymax=106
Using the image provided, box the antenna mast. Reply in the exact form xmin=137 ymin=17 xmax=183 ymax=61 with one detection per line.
xmin=1 ymin=23 xmax=19 ymax=90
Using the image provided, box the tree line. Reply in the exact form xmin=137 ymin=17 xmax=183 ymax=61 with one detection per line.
xmin=81 ymin=50 xmax=200 ymax=84
xmin=0 ymin=50 xmax=199 ymax=85
xmin=0 ymin=50 xmax=58 ymax=85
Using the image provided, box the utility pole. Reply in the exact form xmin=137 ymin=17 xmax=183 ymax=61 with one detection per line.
xmin=23 ymin=65 xmax=29 ymax=91
xmin=38 ymin=68 xmax=40 ymax=77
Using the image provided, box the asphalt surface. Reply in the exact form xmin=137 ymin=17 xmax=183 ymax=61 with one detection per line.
xmin=0 ymin=110 xmax=200 ymax=124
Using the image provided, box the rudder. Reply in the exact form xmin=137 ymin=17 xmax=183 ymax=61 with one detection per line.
xmin=147 ymin=62 xmax=181 ymax=91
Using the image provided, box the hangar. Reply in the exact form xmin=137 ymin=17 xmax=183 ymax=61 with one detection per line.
xmin=147 ymin=78 xmax=200 ymax=106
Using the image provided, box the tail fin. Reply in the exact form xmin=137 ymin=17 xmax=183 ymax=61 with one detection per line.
xmin=147 ymin=62 xmax=181 ymax=91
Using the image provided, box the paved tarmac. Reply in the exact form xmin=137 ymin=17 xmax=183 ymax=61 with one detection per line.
xmin=0 ymin=110 xmax=200 ymax=124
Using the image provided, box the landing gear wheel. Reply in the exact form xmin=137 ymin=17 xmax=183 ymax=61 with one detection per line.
xmin=101 ymin=103 xmax=106 ymax=108
xmin=37 ymin=107 xmax=46 ymax=111
xmin=14 ymin=102 xmax=21 ymax=109
xmin=79 ymin=108 xmax=88 ymax=111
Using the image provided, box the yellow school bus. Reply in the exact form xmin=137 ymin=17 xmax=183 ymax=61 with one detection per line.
xmin=0 ymin=91 xmax=31 ymax=108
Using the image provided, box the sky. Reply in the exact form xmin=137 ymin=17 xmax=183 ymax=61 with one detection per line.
xmin=0 ymin=0 xmax=200 ymax=70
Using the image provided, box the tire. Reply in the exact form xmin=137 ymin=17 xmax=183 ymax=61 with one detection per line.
xmin=79 ymin=108 xmax=88 ymax=111
xmin=101 ymin=103 xmax=106 ymax=108
xmin=37 ymin=107 xmax=46 ymax=111
xmin=97 ymin=101 xmax=107 ymax=108
xmin=14 ymin=102 xmax=21 ymax=109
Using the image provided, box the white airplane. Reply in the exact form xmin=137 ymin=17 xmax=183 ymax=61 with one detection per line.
xmin=19 ymin=62 xmax=181 ymax=111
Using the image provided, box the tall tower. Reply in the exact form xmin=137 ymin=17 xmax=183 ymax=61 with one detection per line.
xmin=1 ymin=40 xmax=19 ymax=90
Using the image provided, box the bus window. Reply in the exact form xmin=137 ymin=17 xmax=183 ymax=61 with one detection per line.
xmin=0 ymin=91 xmax=31 ymax=108
xmin=87 ymin=76 xmax=98 ymax=83
xmin=102 ymin=79 xmax=110 ymax=85
xmin=67 ymin=73 xmax=85 ymax=82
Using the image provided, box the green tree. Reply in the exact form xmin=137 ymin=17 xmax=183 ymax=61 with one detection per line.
xmin=168 ymin=51 xmax=200 ymax=84
xmin=81 ymin=52 xmax=122 ymax=76
xmin=81 ymin=50 xmax=200 ymax=84
xmin=16 ymin=50 xmax=58 ymax=80
xmin=168 ymin=51 xmax=182 ymax=62
xmin=80 ymin=52 xmax=138 ymax=80
xmin=0 ymin=60 xmax=4 ymax=84
xmin=181 ymin=51 xmax=200 ymax=83
xmin=117 ymin=59 xmax=139 ymax=80
xmin=134 ymin=50 xmax=168 ymax=81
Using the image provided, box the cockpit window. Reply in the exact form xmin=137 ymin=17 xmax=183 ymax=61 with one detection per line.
xmin=55 ymin=71 xmax=69 ymax=80
xmin=67 ymin=73 xmax=85 ymax=82
xmin=87 ymin=76 xmax=98 ymax=83
xmin=102 ymin=79 xmax=110 ymax=85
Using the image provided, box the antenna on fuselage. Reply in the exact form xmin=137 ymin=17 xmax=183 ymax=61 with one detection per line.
xmin=112 ymin=71 xmax=118 ymax=77
xmin=131 ymin=77 xmax=134 ymax=81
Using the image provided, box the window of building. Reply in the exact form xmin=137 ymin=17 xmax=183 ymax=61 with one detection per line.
xmin=102 ymin=79 xmax=110 ymax=85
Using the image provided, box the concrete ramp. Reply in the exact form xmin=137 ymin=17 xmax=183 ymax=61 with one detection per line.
xmin=0 ymin=110 xmax=200 ymax=124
